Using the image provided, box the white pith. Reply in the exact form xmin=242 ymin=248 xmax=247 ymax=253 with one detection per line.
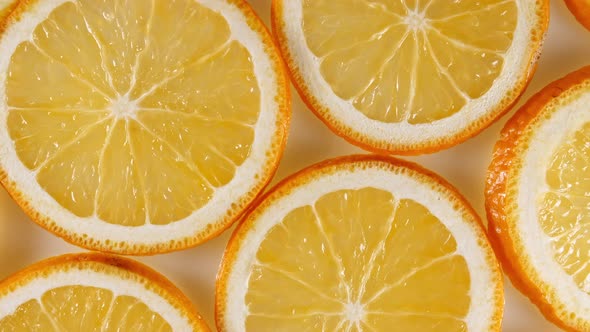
xmin=0 ymin=0 xmax=280 ymax=246
xmin=223 ymin=164 xmax=499 ymax=331
xmin=403 ymin=10 xmax=427 ymax=32
xmin=110 ymin=95 xmax=139 ymax=119
xmin=278 ymin=0 xmax=542 ymax=147
xmin=0 ymin=267 xmax=192 ymax=329
xmin=515 ymin=87 xmax=590 ymax=321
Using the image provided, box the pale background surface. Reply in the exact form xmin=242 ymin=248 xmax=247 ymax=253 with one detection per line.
xmin=0 ymin=0 xmax=588 ymax=331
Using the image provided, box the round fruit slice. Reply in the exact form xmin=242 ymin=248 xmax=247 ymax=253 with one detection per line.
xmin=565 ymin=0 xmax=590 ymax=31
xmin=0 ymin=253 xmax=209 ymax=331
xmin=217 ymin=155 xmax=503 ymax=331
xmin=0 ymin=0 xmax=290 ymax=254
xmin=272 ymin=0 xmax=548 ymax=154
xmin=486 ymin=66 xmax=590 ymax=331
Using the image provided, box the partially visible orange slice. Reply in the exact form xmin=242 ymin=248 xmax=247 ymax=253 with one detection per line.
xmin=217 ymin=155 xmax=503 ymax=331
xmin=565 ymin=0 xmax=590 ymax=31
xmin=0 ymin=0 xmax=289 ymax=254
xmin=272 ymin=0 xmax=548 ymax=154
xmin=0 ymin=253 xmax=209 ymax=330
xmin=487 ymin=66 xmax=590 ymax=331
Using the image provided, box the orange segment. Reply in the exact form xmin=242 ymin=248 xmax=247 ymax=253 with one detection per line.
xmin=301 ymin=2 xmax=402 ymax=58
xmin=410 ymin=31 xmax=465 ymax=124
xmin=7 ymin=110 xmax=109 ymax=169
xmin=31 ymin=1 xmax=117 ymax=98
xmin=428 ymin=1 xmax=517 ymax=51
xmin=128 ymin=0 xmax=232 ymax=99
xmin=137 ymin=41 xmax=260 ymax=125
xmin=127 ymin=119 xmax=213 ymax=225
xmin=7 ymin=41 xmax=110 ymax=109
xmin=136 ymin=110 xmax=253 ymax=186
xmin=317 ymin=24 xmax=406 ymax=102
xmin=250 ymin=205 xmax=347 ymax=305
xmin=424 ymin=28 xmax=505 ymax=100
xmin=74 ymin=0 xmax=153 ymax=93
xmin=313 ymin=188 xmax=397 ymax=299
xmin=106 ymin=295 xmax=171 ymax=331
xmin=351 ymin=33 xmax=414 ymax=123
xmin=0 ymin=300 xmax=56 ymax=330
xmin=40 ymin=286 xmax=160 ymax=331
xmin=36 ymin=119 xmax=110 ymax=218
xmin=95 ymin=120 xmax=146 ymax=226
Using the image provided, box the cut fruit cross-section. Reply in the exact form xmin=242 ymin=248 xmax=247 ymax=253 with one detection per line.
xmin=487 ymin=66 xmax=590 ymax=331
xmin=272 ymin=0 xmax=548 ymax=154
xmin=0 ymin=0 xmax=290 ymax=254
xmin=217 ymin=155 xmax=503 ymax=332
xmin=0 ymin=253 xmax=209 ymax=331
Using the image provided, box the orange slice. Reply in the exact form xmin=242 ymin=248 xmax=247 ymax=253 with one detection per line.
xmin=565 ymin=0 xmax=590 ymax=31
xmin=272 ymin=0 xmax=548 ymax=154
xmin=217 ymin=155 xmax=503 ymax=331
xmin=486 ymin=66 xmax=590 ymax=330
xmin=0 ymin=0 xmax=290 ymax=254
xmin=0 ymin=253 xmax=209 ymax=330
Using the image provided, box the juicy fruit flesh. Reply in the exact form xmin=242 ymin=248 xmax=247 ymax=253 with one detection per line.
xmin=0 ymin=285 xmax=171 ymax=331
xmin=7 ymin=0 xmax=260 ymax=226
xmin=540 ymin=122 xmax=590 ymax=292
xmin=245 ymin=187 xmax=471 ymax=331
xmin=302 ymin=0 xmax=517 ymax=124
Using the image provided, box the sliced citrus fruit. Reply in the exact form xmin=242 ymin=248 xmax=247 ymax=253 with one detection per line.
xmin=486 ymin=66 xmax=590 ymax=330
xmin=0 ymin=0 xmax=290 ymax=254
xmin=272 ymin=0 xmax=548 ymax=154
xmin=217 ymin=155 xmax=503 ymax=331
xmin=565 ymin=0 xmax=590 ymax=31
xmin=0 ymin=253 xmax=209 ymax=331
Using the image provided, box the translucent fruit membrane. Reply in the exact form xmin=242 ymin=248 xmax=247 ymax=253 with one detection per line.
xmin=302 ymin=0 xmax=517 ymax=123
xmin=540 ymin=122 xmax=590 ymax=292
xmin=245 ymin=188 xmax=471 ymax=331
xmin=7 ymin=0 xmax=260 ymax=226
xmin=0 ymin=285 xmax=171 ymax=331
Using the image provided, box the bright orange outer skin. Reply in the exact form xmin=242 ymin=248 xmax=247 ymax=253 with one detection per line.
xmin=0 ymin=252 xmax=211 ymax=331
xmin=485 ymin=65 xmax=590 ymax=331
xmin=270 ymin=0 xmax=550 ymax=156
xmin=564 ymin=0 xmax=590 ymax=31
xmin=0 ymin=1 xmax=17 ymax=23
xmin=0 ymin=0 xmax=291 ymax=255
xmin=215 ymin=154 xmax=504 ymax=331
